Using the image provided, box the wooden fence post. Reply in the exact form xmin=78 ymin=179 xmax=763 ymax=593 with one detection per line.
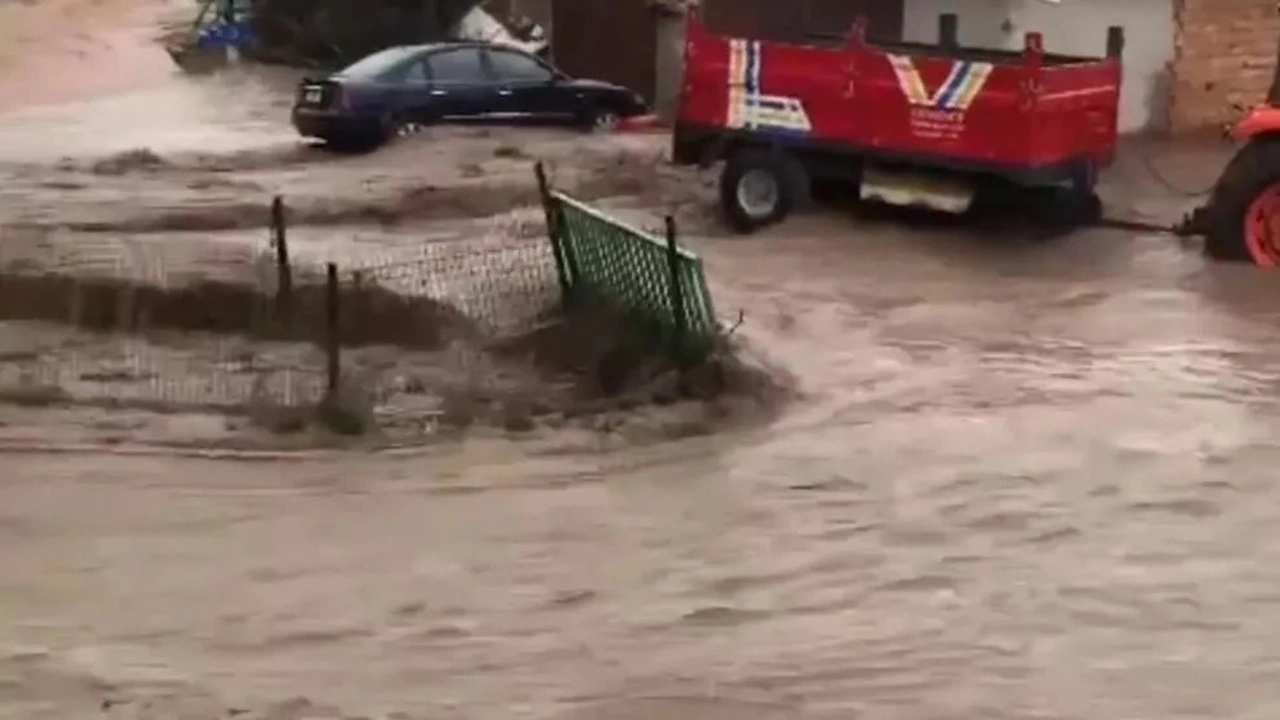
xmin=325 ymin=262 xmax=340 ymax=397
xmin=664 ymin=215 xmax=688 ymax=363
xmin=271 ymin=195 xmax=293 ymax=322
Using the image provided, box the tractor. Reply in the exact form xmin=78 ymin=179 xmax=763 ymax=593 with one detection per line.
xmin=1178 ymin=43 xmax=1280 ymax=267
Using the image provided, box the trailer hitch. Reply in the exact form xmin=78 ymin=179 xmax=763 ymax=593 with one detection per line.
xmin=1172 ymin=204 xmax=1211 ymax=237
xmin=1087 ymin=204 xmax=1208 ymax=239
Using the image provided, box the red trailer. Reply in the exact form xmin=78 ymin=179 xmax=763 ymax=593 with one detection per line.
xmin=672 ymin=11 xmax=1124 ymax=232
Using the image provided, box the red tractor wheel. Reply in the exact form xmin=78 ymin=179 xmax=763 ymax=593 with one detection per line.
xmin=1244 ymin=184 xmax=1280 ymax=267
xmin=1203 ymin=137 xmax=1280 ymax=265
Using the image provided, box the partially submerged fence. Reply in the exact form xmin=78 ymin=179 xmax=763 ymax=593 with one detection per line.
xmin=536 ymin=162 xmax=719 ymax=363
xmin=0 ymin=164 xmax=720 ymax=421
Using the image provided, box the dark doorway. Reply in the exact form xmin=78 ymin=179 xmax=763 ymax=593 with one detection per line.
xmin=804 ymin=0 xmax=903 ymax=41
xmin=550 ymin=0 xmax=657 ymax=101
xmin=702 ymin=0 xmax=904 ymax=43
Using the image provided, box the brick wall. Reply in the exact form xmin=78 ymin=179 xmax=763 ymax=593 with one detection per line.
xmin=1170 ymin=0 xmax=1280 ymax=133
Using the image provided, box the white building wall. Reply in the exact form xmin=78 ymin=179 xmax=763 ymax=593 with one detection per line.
xmin=654 ymin=13 xmax=687 ymax=120
xmin=902 ymin=0 xmax=1175 ymax=133
xmin=1010 ymin=0 xmax=1174 ymax=133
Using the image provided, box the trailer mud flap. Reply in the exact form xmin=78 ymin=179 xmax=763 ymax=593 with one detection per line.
xmin=859 ymin=167 xmax=975 ymax=214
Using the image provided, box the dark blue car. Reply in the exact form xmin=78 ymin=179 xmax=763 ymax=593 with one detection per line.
xmin=291 ymin=42 xmax=650 ymax=150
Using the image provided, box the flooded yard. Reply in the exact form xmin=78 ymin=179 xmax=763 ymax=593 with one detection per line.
xmin=1 ymin=0 xmax=1277 ymax=718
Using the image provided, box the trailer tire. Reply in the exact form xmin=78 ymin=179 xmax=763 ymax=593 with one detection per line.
xmin=1203 ymin=137 xmax=1280 ymax=264
xmin=719 ymin=148 xmax=809 ymax=233
xmin=1022 ymin=185 xmax=1100 ymax=228
xmin=1071 ymin=160 xmax=1103 ymax=226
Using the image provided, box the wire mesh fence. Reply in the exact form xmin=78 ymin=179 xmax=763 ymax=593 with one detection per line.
xmin=551 ymin=192 xmax=718 ymax=357
xmin=0 ymin=324 xmax=329 ymax=411
xmin=537 ymin=161 xmax=719 ymax=362
xmin=348 ymin=228 xmax=560 ymax=339
xmin=0 ymin=200 xmax=561 ymax=416
xmin=0 ymin=170 xmax=724 ymax=423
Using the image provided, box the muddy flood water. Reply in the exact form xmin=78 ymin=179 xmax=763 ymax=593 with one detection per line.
xmin=5 ymin=3 xmax=1280 ymax=720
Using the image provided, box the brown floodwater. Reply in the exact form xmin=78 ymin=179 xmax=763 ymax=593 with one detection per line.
xmin=0 ymin=0 xmax=176 ymax=114
xmin=2 ymin=2 xmax=1279 ymax=719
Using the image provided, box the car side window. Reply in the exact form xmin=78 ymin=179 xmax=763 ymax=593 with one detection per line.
xmin=487 ymin=50 xmax=554 ymax=83
xmin=400 ymin=58 xmax=428 ymax=84
xmin=426 ymin=48 xmax=487 ymax=84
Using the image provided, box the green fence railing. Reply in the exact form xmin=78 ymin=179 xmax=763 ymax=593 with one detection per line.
xmin=534 ymin=163 xmax=718 ymax=362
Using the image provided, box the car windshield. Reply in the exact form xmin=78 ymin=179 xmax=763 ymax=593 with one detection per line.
xmin=335 ymin=47 xmax=415 ymax=80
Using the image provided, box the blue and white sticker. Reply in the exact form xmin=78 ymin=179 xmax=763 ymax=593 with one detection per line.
xmin=726 ymin=39 xmax=812 ymax=134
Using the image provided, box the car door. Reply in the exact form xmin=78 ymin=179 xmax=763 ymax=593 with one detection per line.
xmin=392 ymin=54 xmax=435 ymax=124
xmin=423 ymin=47 xmax=497 ymax=120
xmin=483 ymin=48 xmax=569 ymax=122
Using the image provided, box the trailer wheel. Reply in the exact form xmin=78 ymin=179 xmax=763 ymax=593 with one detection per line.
xmin=1027 ymin=186 xmax=1102 ymax=228
xmin=1203 ymin=137 xmax=1280 ymax=264
xmin=719 ymin=148 xmax=809 ymax=233
xmin=1028 ymin=159 xmax=1102 ymax=228
xmin=1071 ymin=160 xmax=1103 ymax=226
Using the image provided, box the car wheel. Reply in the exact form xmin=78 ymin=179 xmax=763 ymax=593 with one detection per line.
xmin=397 ymin=122 xmax=427 ymax=137
xmin=581 ymin=107 xmax=619 ymax=133
xmin=379 ymin=112 xmax=407 ymax=141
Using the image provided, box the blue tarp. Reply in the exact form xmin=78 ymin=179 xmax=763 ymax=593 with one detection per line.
xmin=196 ymin=20 xmax=256 ymax=49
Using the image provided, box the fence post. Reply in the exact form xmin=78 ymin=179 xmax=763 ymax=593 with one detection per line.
xmin=324 ymin=262 xmax=340 ymax=397
xmin=938 ymin=13 xmax=958 ymax=48
xmin=534 ymin=162 xmax=574 ymax=308
xmin=1106 ymin=25 xmax=1125 ymax=60
xmin=664 ymin=215 xmax=688 ymax=363
xmin=271 ymin=195 xmax=293 ymax=322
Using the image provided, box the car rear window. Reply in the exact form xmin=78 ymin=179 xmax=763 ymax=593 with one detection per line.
xmin=335 ymin=47 xmax=416 ymax=80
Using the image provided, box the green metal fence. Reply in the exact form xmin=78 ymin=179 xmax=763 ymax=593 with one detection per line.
xmin=535 ymin=165 xmax=718 ymax=361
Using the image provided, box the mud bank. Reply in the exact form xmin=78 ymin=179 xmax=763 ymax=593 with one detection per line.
xmin=490 ymin=303 xmax=791 ymax=416
xmin=0 ymin=259 xmax=788 ymax=448
xmin=0 ymin=270 xmax=478 ymax=349
xmin=0 ymin=308 xmax=789 ymax=450
xmin=0 ymin=121 xmax=773 ymax=451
